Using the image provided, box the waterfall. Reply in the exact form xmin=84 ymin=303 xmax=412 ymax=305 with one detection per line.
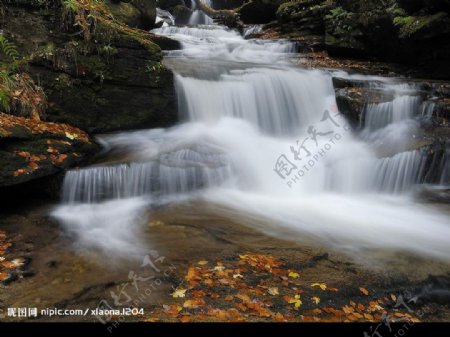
xmin=52 ymin=17 xmax=450 ymax=261
xmin=189 ymin=0 xmax=214 ymax=25
xmin=62 ymin=147 xmax=233 ymax=204
xmin=176 ymin=68 xmax=334 ymax=135
xmin=364 ymin=95 xmax=422 ymax=131
xmin=244 ymin=25 xmax=264 ymax=38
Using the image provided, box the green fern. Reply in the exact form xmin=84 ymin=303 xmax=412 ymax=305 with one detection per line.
xmin=0 ymin=88 xmax=10 ymax=112
xmin=0 ymin=34 xmax=19 ymax=61
xmin=63 ymin=0 xmax=79 ymax=13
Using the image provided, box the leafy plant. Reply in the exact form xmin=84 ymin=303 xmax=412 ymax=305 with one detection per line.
xmin=0 ymin=34 xmax=19 ymax=61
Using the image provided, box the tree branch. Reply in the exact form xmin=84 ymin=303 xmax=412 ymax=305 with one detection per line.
xmin=192 ymin=0 xmax=237 ymax=19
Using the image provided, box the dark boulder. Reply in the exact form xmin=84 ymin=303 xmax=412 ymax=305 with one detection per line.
xmin=239 ymin=0 xmax=278 ymax=24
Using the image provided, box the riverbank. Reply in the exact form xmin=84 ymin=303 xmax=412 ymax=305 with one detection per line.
xmin=1 ymin=198 xmax=450 ymax=322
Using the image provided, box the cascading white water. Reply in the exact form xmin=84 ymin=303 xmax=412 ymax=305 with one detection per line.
xmin=52 ymin=19 xmax=450 ymax=261
xmin=62 ymin=146 xmax=233 ymax=204
xmin=188 ymin=0 xmax=214 ymax=25
xmin=152 ymin=25 xmax=296 ymax=64
xmin=176 ymin=68 xmax=333 ymax=134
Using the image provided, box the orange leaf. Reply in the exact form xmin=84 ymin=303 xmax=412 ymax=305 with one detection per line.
xmin=224 ymin=295 xmax=234 ymax=301
xmin=183 ymin=298 xmax=205 ymax=309
xmin=359 ymin=287 xmax=369 ymax=296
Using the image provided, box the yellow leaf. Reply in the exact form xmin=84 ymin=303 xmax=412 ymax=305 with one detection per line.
xmin=288 ymin=272 xmax=299 ymax=278
xmin=268 ymin=287 xmax=279 ymax=296
xmin=288 ymin=295 xmax=302 ymax=309
xmin=311 ymin=282 xmax=327 ymax=290
xmin=65 ymin=132 xmax=77 ymax=140
xmin=214 ymin=265 xmax=225 ymax=271
xmin=311 ymin=296 xmax=320 ymax=305
xmin=171 ymin=288 xmax=187 ymax=298
xmin=233 ymin=273 xmax=244 ymax=279
xmin=359 ymin=287 xmax=369 ymax=296
xmin=197 ymin=260 xmax=208 ymax=265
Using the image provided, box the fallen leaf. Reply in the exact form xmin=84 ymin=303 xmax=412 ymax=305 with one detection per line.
xmin=162 ymin=304 xmax=182 ymax=316
xmin=171 ymin=288 xmax=187 ymax=298
xmin=311 ymin=282 xmax=327 ymax=290
xmin=268 ymin=287 xmax=279 ymax=296
xmin=183 ymin=298 xmax=205 ymax=309
xmin=342 ymin=305 xmax=354 ymax=314
xmin=359 ymin=287 xmax=369 ymax=296
xmin=198 ymin=260 xmax=208 ymax=265
xmin=288 ymin=295 xmax=302 ymax=309
xmin=65 ymin=132 xmax=77 ymax=140
xmin=28 ymin=161 xmax=39 ymax=170
xmin=233 ymin=273 xmax=244 ymax=279
xmin=311 ymin=296 xmax=320 ymax=305
xmin=288 ymin=272 xmax=300 ymax=278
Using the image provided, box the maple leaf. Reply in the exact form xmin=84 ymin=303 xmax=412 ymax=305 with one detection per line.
xmin=311 ymin=282 xmax=327 ymax=290
xmin=311 ymin=296 xmax=320 ymax=305
xmin=171 ymin=288 xmax=187 ymax=298
xmin=288 ymin=295 xmax=302 ymax=309
xmin=268 ymin=287 xmax=279 ymax=296
xmin=359 ymin=287 xmax=369 ymax=296
xmin=288 ymin=272 xmax=299 ymax=278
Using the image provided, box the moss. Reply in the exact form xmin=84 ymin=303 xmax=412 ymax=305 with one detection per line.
xmin=77 ymin=54 xmax=111 ymax=81
xmin=393 ymin=12 xmax=448 ymax=38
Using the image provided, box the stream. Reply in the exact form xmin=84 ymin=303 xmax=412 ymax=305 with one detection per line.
xmin=50 ymin=20 xmax=450 ymax=264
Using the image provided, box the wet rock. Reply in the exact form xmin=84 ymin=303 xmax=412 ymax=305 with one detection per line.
xmin=2 ymin=4 xmax=178 ymax=133
xmin=173 ymin=4 xmax=193 ymax=25
xmin=106 ymin=0 xmax=158 ymax=30
xmin=158 ymin=0 xmax=186 ymax=10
